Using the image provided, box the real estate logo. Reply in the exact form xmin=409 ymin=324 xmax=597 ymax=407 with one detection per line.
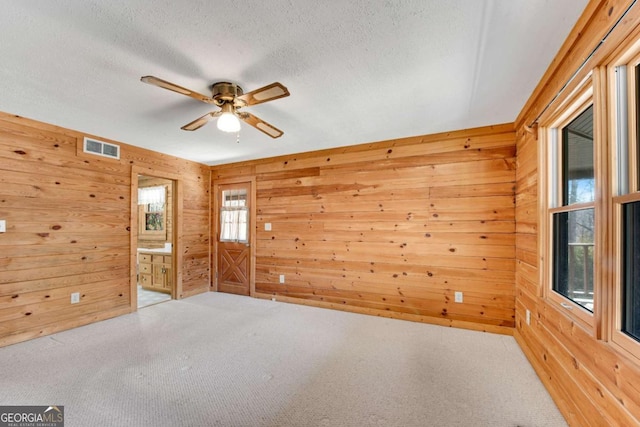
xmin=0 ymin=406 xmax=64 ymax=427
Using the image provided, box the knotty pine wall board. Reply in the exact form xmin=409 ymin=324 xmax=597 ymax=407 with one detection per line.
xmin=514 ymin=0 xmax=640 ymax=424
xmin=212 ymin=123 xmax=517 ymax=334
xmin=0 ymin=112 xmax=211 ymax=347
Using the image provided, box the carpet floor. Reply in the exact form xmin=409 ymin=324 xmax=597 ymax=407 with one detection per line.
xmin=0 ymin=293 xmax=567 ymax=427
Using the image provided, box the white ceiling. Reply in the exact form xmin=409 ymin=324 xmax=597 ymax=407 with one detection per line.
xmin=0 ymin=1 xmax=588 ymax=166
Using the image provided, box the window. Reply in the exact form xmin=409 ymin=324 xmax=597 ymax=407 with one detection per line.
xmin=622 ymin=201 xmax=640 ymax=342
xmin=552 ymin=209 xmax=595 ymax=311
xmin=552 ymin=105 xmax=596 ymax=312
xmin=541 ymin=83 xmax=597 ymax=328
xmin=562 ymin=106 xmax=595 ymax=205
xmin=636 ymin=64 xmax=640 ymax=191
xmin=609 ymin=48 xmax=640 ymax=358
xmin=538 ymin=24 xmax=640 ymax=361
xmin=220 ymin=189 xmax=249 ymax=243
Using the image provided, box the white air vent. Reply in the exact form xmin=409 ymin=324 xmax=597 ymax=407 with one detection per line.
xmin=83 ymin=137 xmax=120 ymax=159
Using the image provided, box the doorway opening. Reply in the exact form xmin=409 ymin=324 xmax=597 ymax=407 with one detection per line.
xmin=136 ymin=175 xmax=175 ymax=308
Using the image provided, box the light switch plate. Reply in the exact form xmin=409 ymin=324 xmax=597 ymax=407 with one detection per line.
xmin=279 ymin=274 xmax=285 ymax=284
xmin=70 ymin=292 xmax=80 ymax=304
xmin=0 ymin=220 xmax=6 ymax=233
xmin=265 ymin=223 xmax=272 ymax=231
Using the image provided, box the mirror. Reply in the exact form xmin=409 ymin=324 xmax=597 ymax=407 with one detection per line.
xmin=138 ymin=177 xmax=172 ymax=243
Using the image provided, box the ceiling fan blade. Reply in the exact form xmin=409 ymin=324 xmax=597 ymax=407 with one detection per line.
xmin=237 ymin=82 xmax=290 ymax=106
xmin=238 ymin=112 xmax=284 ymax=138
xmin=181 ymin=111 xmax=220 ymax=131
xmin=141 ymin=76 xmax=215 ymax=104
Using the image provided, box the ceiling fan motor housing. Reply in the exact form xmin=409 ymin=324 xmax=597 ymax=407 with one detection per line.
xmin=212 ymin=82 xmax=246 ymax=107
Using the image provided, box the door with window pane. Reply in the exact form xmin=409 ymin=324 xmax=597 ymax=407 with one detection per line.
xmin=216 ymin=182 xmax=251 ymax=296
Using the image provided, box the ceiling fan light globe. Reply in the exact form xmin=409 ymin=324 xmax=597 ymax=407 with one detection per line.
xmin=217 ymin=112 xmax=241 ymax=133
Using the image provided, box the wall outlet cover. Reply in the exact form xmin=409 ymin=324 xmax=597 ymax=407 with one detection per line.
xmin=279 ymin=274 xmax=285 ymax=284
xmin=454 ymin=291 xmax=463 ymax=303
xmin=265 ymin=223 xmax=272 ymax=231
xmin=0 ymin=220 xmax=5 ymax=233
xmin=70 ymin=292 xmax=80 ymax=304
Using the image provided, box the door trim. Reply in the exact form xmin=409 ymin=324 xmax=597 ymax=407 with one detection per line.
xmin=130 ymin=166 xmax=183 ymax=311
xmin=212 ymin=177 xmax=256 ymax=296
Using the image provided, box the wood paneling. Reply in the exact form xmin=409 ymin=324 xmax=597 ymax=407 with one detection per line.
xmin=212 ymin=123 xmax=516 ymax=334
xmin=0 ymin=111 xmax=210 ymax=347
xmin=515 ymin=1 xmax=640 ymax=425
xmin=8 ymin=4 xmax=640 ymax=424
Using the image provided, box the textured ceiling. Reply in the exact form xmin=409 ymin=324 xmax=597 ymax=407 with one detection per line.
xmin=0 ymin=1 xmax=588 ymax=166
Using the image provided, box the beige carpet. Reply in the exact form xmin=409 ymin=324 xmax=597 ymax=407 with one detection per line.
xmin=0 ymin=293 xmax=566 ymax=427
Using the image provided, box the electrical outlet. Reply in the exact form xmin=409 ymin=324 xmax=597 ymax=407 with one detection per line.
xmin=279 ymin=274 xmax=285 ymax=284
xmin=265 ymin=223 xmax=272 ymax=231
xmin=70 ymin=292 xmax=80 ymax=304
xmin=454 ymin=291 xmax=463 ymax=303
xmin=271 ymin=297 xmax=276 ymax=302
xmin=0 ymin=220 xmax=6 ymax=233
xmin=526 ymin=309 xmax=531 ymax=325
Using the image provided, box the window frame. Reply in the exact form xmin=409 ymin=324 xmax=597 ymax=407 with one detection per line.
xmin=540 ymin=80 xmax=598 ymax=332
xmin=608 ymin=44 xmax=640 ymax=361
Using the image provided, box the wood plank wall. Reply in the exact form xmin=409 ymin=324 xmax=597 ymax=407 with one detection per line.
xmin=211 ymin=124 xmax=517 ymax=334
xmin=515 ymin=1 xmax=640 ymax=425
xmin=0 ymin=112 xmax=211 ymax=347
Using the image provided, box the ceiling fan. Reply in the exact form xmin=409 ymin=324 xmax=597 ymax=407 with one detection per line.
xmin=140 ymin=76 xmax=289 ymax=138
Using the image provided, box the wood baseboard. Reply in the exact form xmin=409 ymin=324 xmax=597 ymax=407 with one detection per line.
xmin=254 ymin=292 xmax=514 ymax=336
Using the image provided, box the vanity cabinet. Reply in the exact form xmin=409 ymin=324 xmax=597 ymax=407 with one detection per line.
xmin=138 ymin=252 xmax=172 ymax=293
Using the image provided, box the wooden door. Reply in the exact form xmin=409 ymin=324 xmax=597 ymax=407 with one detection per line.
xmin=216 ymin=182 xmax=251 ymax=296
